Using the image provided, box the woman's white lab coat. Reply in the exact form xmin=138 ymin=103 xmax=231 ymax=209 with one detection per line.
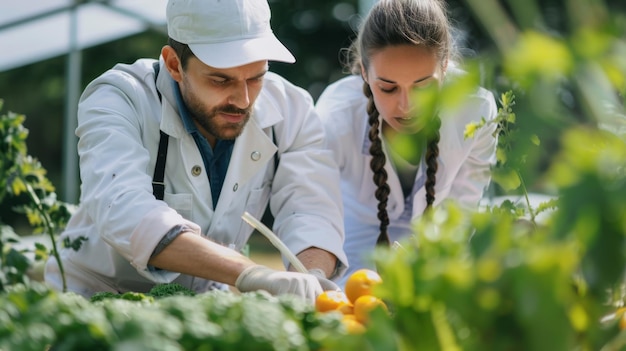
xmin=45 ymin=58 xmax=347 ymax=296
xmin=315 ymin=74 xmax=497 ymax=286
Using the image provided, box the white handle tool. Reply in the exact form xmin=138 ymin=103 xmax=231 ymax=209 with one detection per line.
xmin=241 ymin=211 xmax=308 ymax=273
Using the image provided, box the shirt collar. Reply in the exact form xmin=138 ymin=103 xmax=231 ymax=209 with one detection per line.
xmin=170 ymin=77 xmax=234 ymax=149
xmin=171 ymin=78 xmax=199 ymax=135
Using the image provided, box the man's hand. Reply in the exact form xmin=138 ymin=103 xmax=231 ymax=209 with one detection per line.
xmin=308 ymin=268 xmax=341 ymax=291
xmin=235 ymin=265 xmax=323 ymax=303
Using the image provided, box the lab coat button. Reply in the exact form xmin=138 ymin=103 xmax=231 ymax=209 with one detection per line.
xmin=233 ymin=183 xmax=239 ymax=191
xmin=251 ymin=151 xmax=261 ymax=161
xmin=191 ymin=165 xmax=202 ymax=176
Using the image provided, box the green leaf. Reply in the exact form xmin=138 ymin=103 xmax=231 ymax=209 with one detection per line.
xmin=10 ymin=178 xmax=27 ymax=196
xmin=491 ymin=168 xmax=521 ymax=191
xmin=464 ymin=122 xmax=478 ymax=139
xmin=530 ymin=134 xmax=540 ymax=146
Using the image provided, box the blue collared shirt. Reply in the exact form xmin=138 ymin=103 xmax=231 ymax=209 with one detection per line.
xmin=172 ymin=80 xmax=234 ymax=208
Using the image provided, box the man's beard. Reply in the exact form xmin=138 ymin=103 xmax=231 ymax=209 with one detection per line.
xmin=183 ymin=89 xmax=251 ymax=141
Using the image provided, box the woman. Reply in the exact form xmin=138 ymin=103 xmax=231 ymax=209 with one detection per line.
xmin=316 ymin=0 xmax=498 ymax=287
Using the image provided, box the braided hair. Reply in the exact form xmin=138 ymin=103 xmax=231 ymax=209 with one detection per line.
xmin=363 ymin=83 xmax=392 ymax=245
xmin=347 ymin=0 xmax=453 ymax=244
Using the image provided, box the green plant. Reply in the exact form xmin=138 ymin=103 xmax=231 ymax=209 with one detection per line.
xmin=0 ymin=225 xmax=31 ymax=290
xmin=0 ymin=282 xmax=346 ymax=351
xmin=465 ymin=91 xmax=558 ymax=224
xmin=0 ymin=99 xmax=75 ymax=292
xmin=90 ymin=283 xmax=196 ymax=303
xmin=365 ymin=124 xmax=625 ymax=348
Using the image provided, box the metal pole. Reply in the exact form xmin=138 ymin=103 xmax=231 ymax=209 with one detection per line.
xmin=62 ymin=3 xmax=81 ymax=203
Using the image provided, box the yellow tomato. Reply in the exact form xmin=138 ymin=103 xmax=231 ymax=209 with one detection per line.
xmin=342 ymin=314 xmax=366 ymax=334
xmin=353 ymin=294 xmax=388 ymax=324
xmin=344 ymin=269 xmax=383 ymax=304
xmin=315 ymin=290 xmax=351 ymax=313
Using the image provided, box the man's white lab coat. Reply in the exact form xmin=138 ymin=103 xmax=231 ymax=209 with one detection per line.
xmin=45 ymin=59 xmax=347 ymax=296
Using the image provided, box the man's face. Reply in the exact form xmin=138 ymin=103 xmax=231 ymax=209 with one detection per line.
xmin=171 ymin=53 xmax=268 ymax=146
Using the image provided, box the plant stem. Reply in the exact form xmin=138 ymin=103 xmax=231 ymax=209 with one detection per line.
xmin=26 ymin=184 xmax=67 ymax=292
xmin=516 ymin=170 xmax=536 ymax=224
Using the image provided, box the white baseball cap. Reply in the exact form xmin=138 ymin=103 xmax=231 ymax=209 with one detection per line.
xmin=166 ymin=0 xmax=296 ymax=69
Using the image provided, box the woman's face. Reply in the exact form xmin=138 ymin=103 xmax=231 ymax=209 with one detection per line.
xmin=363 ymin=44 xmax=444 ymax=135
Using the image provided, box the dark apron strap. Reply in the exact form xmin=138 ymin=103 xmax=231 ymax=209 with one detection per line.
xmin=272 ymin=126 xmax=279 ymax=172
xmin=152 ymin=130 xmax=169 ymax=200
xmin=152 ymin=61 xmax=169 ymax=200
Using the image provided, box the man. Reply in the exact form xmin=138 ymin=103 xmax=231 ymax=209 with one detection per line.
xmin=44 ymin=0 xmax=347 ymax=303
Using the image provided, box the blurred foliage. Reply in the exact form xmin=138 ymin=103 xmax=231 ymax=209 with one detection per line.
xmin=331 ymin=0 xmax=626 ymax=349
xmin=464 ymin=0 xmax=626 ymax=194
xmin=333 ymin=120 xmax=625 ymax=349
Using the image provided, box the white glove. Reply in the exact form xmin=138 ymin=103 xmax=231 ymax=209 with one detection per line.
xmin=308 ymin=268 xmax=341 ymax=292
xmin=235 ymin=265 xmax=323 ymax=303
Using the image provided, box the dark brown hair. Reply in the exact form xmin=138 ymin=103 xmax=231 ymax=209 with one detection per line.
xmin=348 ymin=0 xmax=451 ymax=244
xmin=167 ymin=37 xmax=196 ymax=70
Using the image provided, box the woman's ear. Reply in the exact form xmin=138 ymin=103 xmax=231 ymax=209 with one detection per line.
xmin=161 ymin=45 xmax=183 ymax=82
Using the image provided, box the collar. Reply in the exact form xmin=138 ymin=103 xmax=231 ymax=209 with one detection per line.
xmin=171 ymin=78 xmax=198 ymax=135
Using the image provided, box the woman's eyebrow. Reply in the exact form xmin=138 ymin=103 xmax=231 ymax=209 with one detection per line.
xmin=376 ymin=75 xmax=434 ymax=84
xmin=414 ymin=75 xmax=434 ymax=84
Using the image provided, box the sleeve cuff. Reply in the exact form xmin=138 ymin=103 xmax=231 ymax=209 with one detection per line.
xmin=148 ymin=224 xmax=195 ymax=272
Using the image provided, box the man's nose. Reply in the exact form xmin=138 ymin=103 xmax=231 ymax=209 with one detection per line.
xmin=228 ymin=81 xmax=250 ymax=109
